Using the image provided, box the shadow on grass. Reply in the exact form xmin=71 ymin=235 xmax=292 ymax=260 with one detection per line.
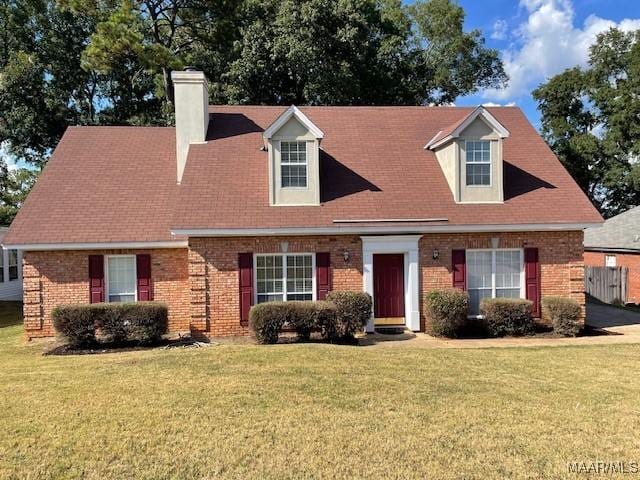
xmin=0 ymin=301 xmax=23 ymax=328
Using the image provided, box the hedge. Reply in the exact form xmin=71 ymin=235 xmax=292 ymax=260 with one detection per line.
xmin=52 ymin=305 xmax=96 ymax=347
xmin=325 ymin=291 xmax=372 ymax=341
xmin=542 ymin=296 xmax=582 ymax=337
xmin=425 ymin=289 xmax=469 ymax=338
xmin=52 ymin=302 xmax=168 ymax=347
xmin=249 ymin=291 xmax=371 ymax=344
xmin=250 ymin=301 xmax=338 ymax=344
xmin=480 ymin=298 xmax=534 ymax=337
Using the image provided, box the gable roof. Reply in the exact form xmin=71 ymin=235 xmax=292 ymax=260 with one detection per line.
xmin=584 ymin=206 xmax=640 ymax=252
xmin=262 ymin=105 xmax=324 ymax=140
xmin=5 ymin=127 xmax=183 ymax=246
xmin=425 ymin=106 xmax=509 ymax=150
xmin=4 ymin=105 xmax=602 ymax=247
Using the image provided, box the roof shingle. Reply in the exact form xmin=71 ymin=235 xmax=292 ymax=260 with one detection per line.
xmin=5 ymin=105 xmax=602 ymax=246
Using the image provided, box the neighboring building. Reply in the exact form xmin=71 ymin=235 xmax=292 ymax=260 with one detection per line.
xmin=584 ymin=206 xmax=640 ymax=304
xmin=0 ymin=227 xmax=23 ymax=301
xmin=4 ymin=70 xmax=602 ymax=340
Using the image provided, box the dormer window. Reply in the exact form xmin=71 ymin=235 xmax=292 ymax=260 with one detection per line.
xmin=281 ymin=141 xmax=308 ymax=188
xmin=425 ymin=106 xmax=509 ymax=204
xmin=465 ymin=140 xmax=491 ymax=186
xmin=263 ymin=106 xmax=324 ymax=206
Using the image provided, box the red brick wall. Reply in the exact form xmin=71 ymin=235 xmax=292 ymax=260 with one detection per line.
xmin=584 ymin=251 xmax=640 ymax=304
xmin=188 ymin=236 xmax=363 ymax=337
xmin=420 ymin=231 xmax=586 ymax=327
xmin=22 ymin=231 xmax=585 ymax=339
xmin=23 ymin=249 xmax=190 ymax=340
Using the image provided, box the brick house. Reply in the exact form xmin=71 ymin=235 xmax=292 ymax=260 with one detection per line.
xmin=584 ymin=206 xmax=640 ymax=304
xmin=5 ymin=69 xmax=603 ymax=340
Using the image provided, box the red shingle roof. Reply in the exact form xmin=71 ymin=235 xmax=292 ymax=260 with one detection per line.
xmin=5 ymin=106 xmax=602 ymax=246
xmin=173 ymin=106 xmax=601 ymax=230
xmin=5 ymin=127 xmax=180 ymax=245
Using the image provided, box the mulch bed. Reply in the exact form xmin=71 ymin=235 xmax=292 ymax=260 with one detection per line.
xmin=44 ymin=337 xmax=211 ymax=356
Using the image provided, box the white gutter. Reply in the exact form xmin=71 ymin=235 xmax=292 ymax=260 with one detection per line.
xmin=172 ymin=223 xmax=602 ymax=237
xmin=9 ymin=241 xmax=189 ymax=251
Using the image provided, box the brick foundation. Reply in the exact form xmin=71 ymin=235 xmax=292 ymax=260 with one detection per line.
xmin=584 ymin=251 xmax=640 ymax=304
xmin=22 ymin=231 xmax=585 ymax=339
xmin=23 ymin=249 xmax=190 ymax=340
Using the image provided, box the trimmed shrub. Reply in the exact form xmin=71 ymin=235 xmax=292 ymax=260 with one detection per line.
xmin=52 ymin=302 xmax=168 ymax=347
xmin=481 ymin=298 xmax=534 ymax=337
xmin=287 ymin=301 xmax=321 ymax=341
xmin=250 ymin=302 xmax=290 ymax=344
xmin=250 ymin=301 xmax=339 ymax=343
xmin=115 ymin=303 xmax=168 ymax=345
xmin=425 ymin=289 xmax=469 ymax=338
xmin=52 ymin=305 xmax=96 ymax=347
xmin=314 ymin=300 xmax=340 ymax=341
xmin=326 ymin=291 xmax=372 ymax=341
xmin=542 ymin=296 xmax=582 ymax=337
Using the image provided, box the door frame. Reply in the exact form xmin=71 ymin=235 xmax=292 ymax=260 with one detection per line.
xmin=361 ymin=235 xmax=422 ymax=332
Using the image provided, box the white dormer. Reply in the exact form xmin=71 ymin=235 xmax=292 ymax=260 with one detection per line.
xmin=263 ymin=106 xmax=324 ymax=206
xmin=426 ymin=106 xmax=509 ymax=204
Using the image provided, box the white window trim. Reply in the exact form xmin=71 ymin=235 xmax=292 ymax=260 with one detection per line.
xmin=465 ymin=139 xmax=492 ymax=188
xmin=7 ymin=249 xmax=19 ymax=282
xmin=253 ymin=253 xmax=316 ymax=304
xmin=104 ymin=254 xmax=138 ymax=303
xmin=279 ymin=140 xmax=309 ymax=190
xmin=466 ymin=248 xmax=525 ymax=317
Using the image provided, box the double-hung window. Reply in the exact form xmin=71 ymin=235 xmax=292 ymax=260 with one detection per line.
xmin=8 ymin=250 xmax=18 ymax=281
xmin=467 ymin=249 xmax=523 ymax=315
xmin=0 ymin=251 xmax=4 ymax=283
xmin=256 ymin=254 xmax=313 ymax=303
xmin=280 ymin=141 xmax=308 ymax=188
xmin=465 ymin=140 xmax=491 ymax=186
xmin=106 ymin=255 xmax=136 ymax=303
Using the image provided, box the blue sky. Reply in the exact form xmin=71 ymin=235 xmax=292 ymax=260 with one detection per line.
xmin=447 ymin=0 xmax=640 ymax=127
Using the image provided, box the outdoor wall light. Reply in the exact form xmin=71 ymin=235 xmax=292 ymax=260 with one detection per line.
xmin=432 ymin=248 xmax=439 ymax=260
xmin=343 ymin=250 xmax=350 ymax=262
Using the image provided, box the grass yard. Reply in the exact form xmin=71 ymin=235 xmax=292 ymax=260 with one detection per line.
xmin=1 ymin=303 xmax=640 ymax=479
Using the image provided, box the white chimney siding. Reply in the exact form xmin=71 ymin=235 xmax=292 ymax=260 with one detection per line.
xmin=171 ymin=70 xmax=209 ymax=184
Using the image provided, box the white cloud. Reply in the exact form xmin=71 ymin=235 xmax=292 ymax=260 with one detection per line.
xmin=491 ymin=19 xmax=508 ymax=40
xmin=481 ymin=101 xmax=516 ymax=107
xmin=484 ymin=0 xmax=640 ymax=100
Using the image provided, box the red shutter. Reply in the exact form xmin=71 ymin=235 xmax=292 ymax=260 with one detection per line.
xmin=452 ymin=249 xmax=466 ymax=290
xmin=239 ymin=253 xmax=254 ymax=324
xmin=525 ymin=248 xmax=541 ymax=317
xmin=316 ymin=252 xmax=331 ymax=300
xmin=89 ymin=255 xmax=104 ymax=303
xmin=136 ymin=254 xmax=153 ymax=301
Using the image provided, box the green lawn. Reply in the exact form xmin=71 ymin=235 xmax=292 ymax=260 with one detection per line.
xmin=1 ymin=303 xmax=640 ymax=479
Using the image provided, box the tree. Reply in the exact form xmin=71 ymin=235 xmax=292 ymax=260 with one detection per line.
xmin=222 ymin=0 xmax=506 ymax=105
xmin=0 ymin=167 xmax=38 ymax=225
xmin=1 ymin=0 xmax=506 ymax=170
xmin=533 ymin=28 xmax=640 ymax=217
